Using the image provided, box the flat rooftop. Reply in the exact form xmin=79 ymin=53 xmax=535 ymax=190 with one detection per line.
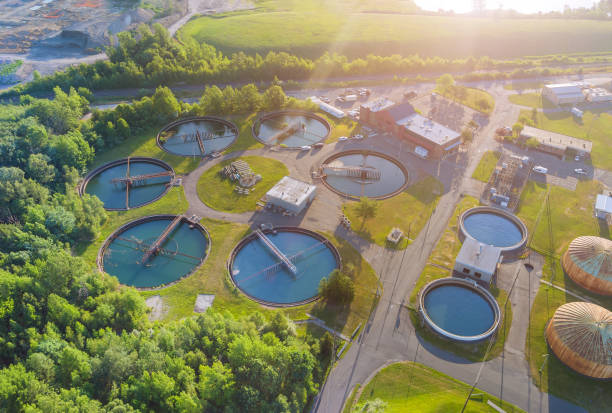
xmin=456 ymin=238 xmax=502 ymax=274
xmin=521 ymin=126 xmax=592 ymax=153
xmin=361 ymin=98 xmax=395 ymax=113
xmin=396 ymin=113 xmax=461 ymax=146
xmin=266 ymin=176 xmax=316 ymax=206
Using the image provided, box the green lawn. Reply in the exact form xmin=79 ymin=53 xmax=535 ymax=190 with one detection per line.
xmin=508 ymin=93 xmax=544 ymax=108
xmin=515 ymin=180 xmax=609 ymax=256
xmin=196 ymin=156 xmax=288 ymax=213
xmin=526 ymin=286 xmax=612 ymax=413
xmin=181 ymin=0 xmax=612 ymax=59
xmin=343 ymin=176 xmax=443 ymax=249
xmin=471 ymin=150 xmax=501 ymax=182
xmin=435 ymin=85 xmax=495 ymax=115
xmin=225 ymin=113 xmax=265 ymax=153
xmin=519 ymin=108 xmax=612 ymax=170
xmin=91 ymin=127 xmax=201 ymax=175
xmin=351 ymin=362 xmax=525 ymax=413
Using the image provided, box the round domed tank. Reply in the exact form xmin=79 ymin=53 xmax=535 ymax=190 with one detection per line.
xmin=545 ymin=302 xmax=612 ymax=379
xmin=562 ymin=236 xmax=612 ymax=296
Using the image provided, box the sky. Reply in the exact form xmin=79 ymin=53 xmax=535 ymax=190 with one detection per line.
xmin=414 ymin=0 xmax=597 ymax=14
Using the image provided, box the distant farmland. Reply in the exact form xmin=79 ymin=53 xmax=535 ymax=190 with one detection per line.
xmin=181 ymin=7 xmax=612 ymax=59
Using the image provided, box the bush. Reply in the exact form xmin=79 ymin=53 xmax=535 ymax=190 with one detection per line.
xmin=318 ymin=270 xmax=355 ymax=305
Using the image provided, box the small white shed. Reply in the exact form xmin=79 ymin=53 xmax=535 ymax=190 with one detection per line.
xmin=454 ymin=238 xmax=502 ymax=285
xmin=265 ymin=176 xmax=317 ymax=215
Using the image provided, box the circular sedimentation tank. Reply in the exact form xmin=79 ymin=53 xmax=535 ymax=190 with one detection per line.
xmin=98 ymin=215 xmax=210 ymax=289
xmin=228 ymin=227 xmax=340 ymax=306
xmin=545 ymin=302 xmax=611 ymax=379
xmin=459 ymin=206 xmax=528 ymax=254
xmin=252 ymin=110 xmax=330 ymax=147
xmin=562 ymin=236 xmax=612 ymax=296
xmin=157 ymin=117 xmax=238 ymax=157
xmin=320 ymin=150 xmax=409 ymax=199
xmin=419 ymin=278 xmax=501 ymax=343
xmin=81 ymin=157 xmax=174 ymax=210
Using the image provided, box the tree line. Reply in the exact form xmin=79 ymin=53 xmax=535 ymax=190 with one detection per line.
xmin=4 ymin=23 xmax=605 ymax=98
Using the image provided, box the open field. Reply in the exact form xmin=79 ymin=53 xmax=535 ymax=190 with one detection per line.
xmin=504 ymin=81 xmax=545 ymax=91
xmin=435 ymin=85 xmax=495 ymax=115
xmin=518 ymin=108 xmax=612 ymax=170
xmin=516 ymin=180 xmax=609 ymax=256
xmin=343 ymin=176 xmax=443 ymax=249
xmin=349 ymin=362 xmax=525 ymax=413
xmin=90 ymin=127 xmax=200 ymax=175
xmin=471 ymin=150 xmax=501 ymax=182
xmin=180 ymin=0 xmax=612 ymax=59
xmin=196 ymin=156 xmax=288 ymax=213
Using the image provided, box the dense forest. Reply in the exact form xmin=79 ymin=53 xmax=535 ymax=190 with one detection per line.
xmin=0 ymin=84 xmax=330 ymax=412
xmin=3 ymin=24 xmax=606 ymax=98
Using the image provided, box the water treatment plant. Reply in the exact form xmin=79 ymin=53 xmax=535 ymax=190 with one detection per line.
xmin=319 ymin=150 xmax=409 ymax=199
xmin=252 ymin=110 xmax=330 ymax=147
xmin=99 ymin=215 xmax=210 ymax=289
xmin=157 ymin=117 xmax=239 ymax=157
xmin=228 ymin=227 xmax=340 ymax=306
xmin=81 ymin=157 xmax=175 ymax=210
xmin=418 ymin=278 xmax=501 ymax=343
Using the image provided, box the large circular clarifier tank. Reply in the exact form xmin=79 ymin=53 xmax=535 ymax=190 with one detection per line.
xmin=99 ymin=215 xmax=210 ymax=289
xmin=228 ymin=227 xmax=340 ymax=306
xmin=419 ymin=278 xmax=501 ymax=342
xmin=459 ymin=206 xmax=528 ymax=253
xmin=158 ymin=117 xmax=238 ymax=157
xmin=253 ymin=111 xmax=330 ymax=147
xmin=321 ymin=150 xmax=409 ymax=199
xmin=81 ymin=157 xmax=174 ymax=210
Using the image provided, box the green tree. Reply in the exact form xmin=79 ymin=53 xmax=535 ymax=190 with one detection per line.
xmin=512 ymin=122 xmax=524 ymax=137
xmin=354 ymin=196 xmax=378 ymax=229
xmin=436 ymin=74 xmax=455 ymax=94
xmin=318 ymin=270 xmax=355 ymax=305
xmin=26 ymin=154 xmax=56 ymax=184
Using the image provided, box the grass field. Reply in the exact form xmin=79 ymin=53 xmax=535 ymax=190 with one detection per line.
xmin=471 ymin=150 xmax=500 ymax=182
xmin=518 ymin=108 xmax=612 ymax=170
xmin=435 ymin=85 xmax=495 ymax=115
xmin=350 ymin=362 xmax=525 ymax=413
xmin=91 ymin=127 xmax=201 ymax=175
xmin=343 ymin=176 xmax=443 ymax=249
xmin=196 ymin=156 xmax=288 ymax=213
xmin=180 ymin=0 xmax=612 ymax=59
xmin=516 ymin=180 xmax=610 ymax=256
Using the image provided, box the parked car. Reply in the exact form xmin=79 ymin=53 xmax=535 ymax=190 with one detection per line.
xmin=313 ymin=142 xmax=324 ymax=148
xmin=319 ymin=96 xmax=330 ymax=103
xmin=495 ymin=126 xmax=512 ymax=136
xmin=533 ymin=166 xmax=548 ymax=174
xmin=338 ymin=136 xmax=349 ymax=141
xmin=574 ymin=168 xmax=588 ymax=175
xmin=353 ymin=134 xmax=364 ymax=140
xmin=300 ymin=145 xmax=311 ymax=151
xmin=575 ymin=155 xmax=581 ymax=161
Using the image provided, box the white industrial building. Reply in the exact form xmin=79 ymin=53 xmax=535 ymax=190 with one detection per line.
xmin=265 ymin=176 xmax=317 ymax=215
xmin=595 ymin=193 xmax=612 ymax=220
xmin=584 ymin=88 xmax=612 ymax=103
xmin=454 ymin=238 xmax=502 ymax=285
xmin=308 ymin=96 xmax=345 ymax=119
xmin=542 ymin=83 xmax=585 ymax=106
